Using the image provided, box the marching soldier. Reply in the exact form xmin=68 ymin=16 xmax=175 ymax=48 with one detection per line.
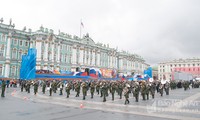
xmin=96 ymin=81 xmax=100 ymax=95
xmin=58 ymin=82 xmax=64 ymax=95
xmin=21 ymin=81 xmax=25 ymax=92
xmin=49 ymin=82 xmax=53 ymax=96
xmin=81 ymin=82 xmax=87 ymax=100
xmin=90 ymin=81 xmax=95 ymax=98
xmin=141 ymin=81 xmax=146 ymax=100
xmin=101 ymin=81 xmax=107 ymax=102
xmin=42 ymin=81 xmax=46 ymax=94
xmin=110 ymin=81 xmax=117 ymax=101
xmin=124 ymin=84 xmax=130 ymax=105
xmin=27 ymin=81 xmax=31 ymax=93
xmin=133 ymin=82 xmax=140 ymax=102
xmin=149 ymin=82 xmax=156 ymax=99
xmin=33 ymin=81 xmax=39 ymax=95
xmin=146 ymin=83 xmax=150 ymax=100
xmin=118 ymin=81 xmax=123 ymax=99
xmin=74 ymin=81 xmax=81 ymax=97
xmin=165 ymin=81 xmax=170 ymax=95
xmin=1 ymin=80 xmax=6 ymax=97
xmin=159 ymin=82 xmax=164 ymax=96
xmin=65 ymin=82 xmax=72 ymax=98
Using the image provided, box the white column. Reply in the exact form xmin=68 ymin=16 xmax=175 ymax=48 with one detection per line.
xmin=88 ymin=49 xmax=90 ymax=65
xmin=5 ymin=34 xmax=11 ymax=59
xmin=51 ymin=42 xmax=54 ymax=62
xmin=5 ymin=33 xmax=11 ymax=77
xmin=92 ymin=50 xmax=95 ymax=66
xmin=97 ymin=52 xmax=100 ymax=67
xmin=44 ymin=41 xmax=48 ymax=61
xmin=36 ymin=40 xmax=42 ymax=61
xmin=79 ymin=48 xmax=84 ymax=65
xmin=57 ymin=43 xmax=60 ymax=63
xmin=30 ymin=41 xmax=33 ymax=48
xmin=72 ymin=45 xmax=77 ymax=64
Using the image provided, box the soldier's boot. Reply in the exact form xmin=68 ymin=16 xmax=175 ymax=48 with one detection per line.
xmin=136 ymin=97 xmax=138 ymax=102
xmin=152 ymin=94 xmax=154 ymax=99
xmin=83 ymin=95 xmax=85 ymax=100
xmin=103 ymin=97 xmax=106 ymax=102
xmin=142 ymin=95 xmax=145 ymax=100
xmin=147 ymin=94 xmax=149 ymax=100
xmin=91 ymin=93 xmax=93 ymax=98
xmin=100 ymin=91 xmax=103 ymax=97
xmin=124 ymin=101 xmax=127 ymax=105
xmin=127 ymin=99 xmax=130 ymax=104
xmin=112 ymin=95 xmax=114 ymax=101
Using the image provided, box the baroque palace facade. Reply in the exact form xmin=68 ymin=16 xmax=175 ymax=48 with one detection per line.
xmin=158 ymin=58 xmax=200 ymax=80
xmin=0 ymin=19 xmax=149 ymax=79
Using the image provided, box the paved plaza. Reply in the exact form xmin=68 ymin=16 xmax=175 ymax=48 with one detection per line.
xmin=0 ymin=87 xmax=200 ymax=120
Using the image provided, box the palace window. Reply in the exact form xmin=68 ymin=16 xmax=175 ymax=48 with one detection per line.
xmin=0 ymin=64 xmax=2 ymax=76
xmin=11 ymin=66 xmax=16 ymax=76
xmin=12 ymin=48 xmax=17 ymax=59
xmin=14 ymin=39 xmax=18 ymax=44
xmin=0 ymin=44 xmax=4 ymax=57
xmin=25 ymin=41 xmax=29 ymax=47
xmin=18 ymin=50 xmax=22 ymax=59
xmin=19 ymin=40 xmax=23 ymax=46
xmin=2 ymin=34 xmax=5 ymax=42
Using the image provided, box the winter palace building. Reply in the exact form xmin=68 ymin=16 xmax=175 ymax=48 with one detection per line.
xmin=0 ymin=19 xmax=149 ymax=79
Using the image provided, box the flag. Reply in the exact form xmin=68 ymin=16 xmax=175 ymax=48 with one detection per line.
xmin=81 ymin=22 xmax=84 ymax=28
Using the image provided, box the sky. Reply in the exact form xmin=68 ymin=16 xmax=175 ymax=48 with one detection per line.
xmin=0 ymin=0 xmax=200 ymax=66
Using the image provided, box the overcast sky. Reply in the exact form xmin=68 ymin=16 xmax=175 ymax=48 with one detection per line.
xmin=0 ymin=0 xmax=200 ymax=66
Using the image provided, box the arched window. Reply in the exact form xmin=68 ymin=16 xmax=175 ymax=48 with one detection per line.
xmin=11 ymin=66 xmax=16 ymax=76
xmin=2 ymin=34 xmax=5 ymax=42
xmin=18 ymin=49 xmax=22 ymax=59
xmin=12 ymin=48 xmax=17 ymax=59
xmin=0 ymin=44 xmax=4 ymax=57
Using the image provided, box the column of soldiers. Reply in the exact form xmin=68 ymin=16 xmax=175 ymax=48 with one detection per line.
xmin=2 ymin=79 xmax=200 ymax=105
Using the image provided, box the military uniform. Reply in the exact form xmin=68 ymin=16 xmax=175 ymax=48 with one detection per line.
xmin=159 ymin=83 xmax=164 ymax=96
xmin=110 ymin=82 xmax=116 ymax=101
xmin=33 ymin=82 xmax=39 ymax=95
xmin=42 ymin=81 xmax=46 ymax=94
xmin=96 ymin=82 xmax=100 ymax=95
xmin=65 ymin=83 xmax=72 ymax=98
xmin=74 ymin=82 xmax=81 ymax=97
xmin=49 ymin=83 xmax=53 ymax=96
xmin=1 ymin=80 xmax=6 ymax=97
xmin=101 ymin=82 xmax=107 ymax=102
xmin=118 ymin=82 xmax=123 ymax=99
xmin=164 ymin=82 xmax=170 ymax=95
xmin=124 ymin=87 xmax=130 ymax=105
xmin=149 ymin=83 xmax=156 ymax=99
xmin=141 ymin=82 xmax=146 ymax=100
xmin=133 ymin=82 xmax=140 ymax=102
xmin=90 ymin=82 xmax=95 ymax=98
xmin=81 ymin=82 xmax=87 ymax=100
xmin=27 ymin=82 xmax=31 ymax=93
